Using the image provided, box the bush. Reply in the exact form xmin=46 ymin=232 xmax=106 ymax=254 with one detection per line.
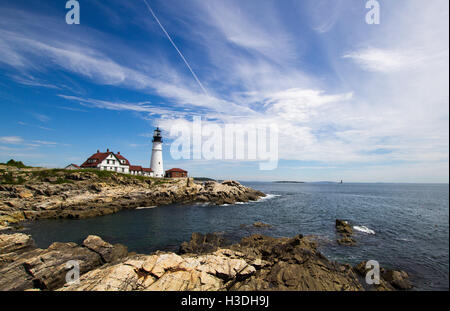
xmin=1 ymin=159 xmax=29 ymax=168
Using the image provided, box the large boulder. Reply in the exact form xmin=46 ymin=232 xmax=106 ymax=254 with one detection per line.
xmin=337 ymin=236 xmax=356 ymax=246
xmin=0 ymin=238 xmax=104 ymax=291
xmin=59 ymin=249 xmax=256 ymax=291
xmin=229 ymin=234 xmax=364 ymax=291
xmin=82 ymin=235 xmax=128 ymax=264
xmin=0 ymin=233 xmax=36 ymax=256
xmin=383 ymin=270 xmax=413 ymax=290
xmin=336 ymin=219 xmax=353 ymax=235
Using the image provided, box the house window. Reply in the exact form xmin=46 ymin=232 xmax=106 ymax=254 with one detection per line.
xmin=122 ymin=168 xmax=124 ymax=172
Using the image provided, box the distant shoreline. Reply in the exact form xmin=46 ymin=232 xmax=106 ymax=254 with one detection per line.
xmin=273 ymin=181 xmax=305 ymax=184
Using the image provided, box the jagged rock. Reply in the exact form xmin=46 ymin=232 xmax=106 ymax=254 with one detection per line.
xmin=59 ymin=258 xmax=145 ymax=291
xmin=0 ymin=233 xmax=36 ymax=256
xmin=90 ymin=183 xmax=103 ymax=193
xmin=383 ymin=270 xmax=413 ymax=290
xmin=18 ymin=191 xmax=33 ymax=199
xmin=82 ymin=235 xmax=128 ymax=263
xmin=335 ymin=219 xmax=356 ymax=246
xmin=353 ymin=261 xmax=369 ymax=276
xmin=0 ymin=232 xmax=411 ymax=291
xmin=228 ymin=234 xmax=363 ymax=291
xmin=222 ymin=180 xmax=241 ymax=187
xmin=0 ymin=169 xmax=265 ymax=223
xmin=336 ymin=219 xmax=353 ymax=235
xmin=43 ymin=177 xmax=58 ymax=183
xmin=142 ymin=253 xmax=184 ymax=277
xmin=337 ymin=236 xmax=356 ymax=246
xmin=253 ymin=222 xmax=272 ymax=228
xmin=0 ymin=233 xmax=106 ymax=291
xmin=20 ymin=242 xmax=104 ymax=290
xmin=179 ymin=232 xmax=225 ymax=254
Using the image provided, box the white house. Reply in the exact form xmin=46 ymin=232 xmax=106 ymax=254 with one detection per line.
xmin=80 ymin=149 xmax=130 ymax=174
xmin=129 ymin=165 xmax=154 ymax=177
xmin=64 ymin=164 xmax=80 ymax=170
xmin=80 ymin=149 xmax=154 ymax=177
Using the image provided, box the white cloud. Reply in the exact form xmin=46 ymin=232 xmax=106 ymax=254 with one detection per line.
xmin=0 ymin=1 xmax=448 ymax=181
xmin=0 ymin=136 xmax=24 ymax=144
xmin=342 ymin=48 xmax=444 ymax=73
xmin=32 ymin=113 xmax=51 ymax=123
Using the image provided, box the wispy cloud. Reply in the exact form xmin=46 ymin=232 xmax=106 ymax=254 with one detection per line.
xmin=0 ymin=136 xmax=24 ymax=144
xmin=32 ymin=113 xmax=51 ymax=123
xmin=0 ymin=136 xmax=66 ymax=148
xmin=0 ymin=0 xmax=448 ymax=181
xmin=342 ymin=48 xmax=445 ymax=73
xmin=18 ymin=121 xmax=53 ymax=131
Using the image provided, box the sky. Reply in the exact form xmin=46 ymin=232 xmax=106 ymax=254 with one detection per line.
xmin=0 ymin=0 xmax=448 ymax=183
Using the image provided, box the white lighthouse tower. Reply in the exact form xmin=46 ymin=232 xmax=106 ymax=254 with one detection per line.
xmin=150 ymin=127 xmax=164 ymax=178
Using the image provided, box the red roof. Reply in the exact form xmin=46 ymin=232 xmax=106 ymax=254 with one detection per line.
xmin=80 ymin=151 xmax=131 ymax=168
xmin=115 ymin=153 xmax=130 ymax=166
xmin=80 ymin=152 xmax=111 ymax=168
xmin=165 ymin=168 xmax=187 ymax=173
xmin=129 ymin=165 xmax=143 ymax=171
xmin=142 ymin=168 xmax=153 ymax=172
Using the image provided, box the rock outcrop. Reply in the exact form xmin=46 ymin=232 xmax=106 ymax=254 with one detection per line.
xmin=252 ymin=222 xmax=272 ymax=228
xmin=336 ymin=219 xmax=356 ymax=246
xmin=0 ymin=169 xmax=265 ymax=224
xmin=179 ymin=232 xmax=225 ymax=255
xmin=0 ymin=233 xmax=129 ymax=291
xmin=352 ymin=261 xmax=413 ymax=290
xmin=0 ymin=232 xmax=412 ymax=291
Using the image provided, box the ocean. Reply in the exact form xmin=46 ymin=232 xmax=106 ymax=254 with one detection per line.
xmin=18 ymin=182 xmax=449 ymax=291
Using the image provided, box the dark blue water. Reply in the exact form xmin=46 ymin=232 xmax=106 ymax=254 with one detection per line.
xmin=19 ymin=182 xmax=449 ymax=291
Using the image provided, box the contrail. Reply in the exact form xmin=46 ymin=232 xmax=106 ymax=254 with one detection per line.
xmin=142 ymin=0 xmax=208 ymax=96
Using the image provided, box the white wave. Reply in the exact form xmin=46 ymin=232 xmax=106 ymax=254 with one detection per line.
xmin=255 ymin=194 xmax=281 ymax=202
xmin=136 ymin=206 xmax=157 ymax=210
xmin=353 ymin=225 xmax=375 ymax=235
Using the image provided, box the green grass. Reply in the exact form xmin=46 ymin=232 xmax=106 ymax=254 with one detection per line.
xmin=0 ymin=165 xmax=176 ymax=185
xmin=0 ymin=172 xmax=26 ymax=185
xmin=53 ymin=177 xmax=74 ymax=184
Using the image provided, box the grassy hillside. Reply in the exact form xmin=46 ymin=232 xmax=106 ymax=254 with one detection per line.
xmin=0 ymin=161 xmax=173 ymax=185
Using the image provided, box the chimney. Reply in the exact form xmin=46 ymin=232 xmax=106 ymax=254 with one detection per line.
xmin=118 ymin=151 xmax=120 ymax=155
xmin=97 ymin=149 xmax=99 ymax=153
xmin=107 ymin=148 xmax=109 ymax=153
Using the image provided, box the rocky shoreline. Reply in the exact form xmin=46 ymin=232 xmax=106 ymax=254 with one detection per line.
xmin=0 ymin=168 xmax=265 ymax=226
xmin=0 ymin=167 xmax=413 ymax=291
xmin=0 ymin=231 xmax=412 ymax=291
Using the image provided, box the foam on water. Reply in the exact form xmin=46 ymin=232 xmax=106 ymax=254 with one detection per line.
xmin=136 ymin=206 xmax=157 ymax=210
xmin=255 ymin=194 xmax=281 ymax=202
xmin=353 ymin=225 xmax=375 ymax=235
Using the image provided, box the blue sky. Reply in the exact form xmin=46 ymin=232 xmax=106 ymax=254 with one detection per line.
xmin=0 ymin=0 xmax=448 ymax=183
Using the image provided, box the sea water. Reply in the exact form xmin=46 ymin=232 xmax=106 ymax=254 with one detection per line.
xmin=19 ymin=182 xmax=449 ymax=290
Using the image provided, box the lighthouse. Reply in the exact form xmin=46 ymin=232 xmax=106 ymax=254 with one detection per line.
xmin=150 ymin=127 xmax=164 ymax=178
